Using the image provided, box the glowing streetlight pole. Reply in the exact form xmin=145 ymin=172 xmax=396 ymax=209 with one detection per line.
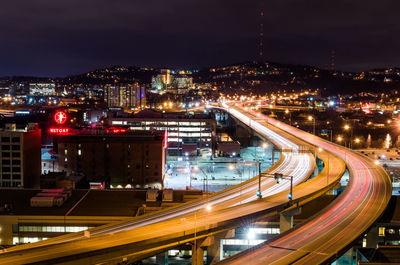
xmin=308 ymin=115 xmax=315 ymax=135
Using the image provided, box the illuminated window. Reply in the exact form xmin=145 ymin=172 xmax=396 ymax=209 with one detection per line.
xmin=78 ymin=150 xmax=81 ymax=156
xmin=64 ymin=149 xmax=67 ymax=155
xmin=379 ymin=227 xmax=385 ymax=237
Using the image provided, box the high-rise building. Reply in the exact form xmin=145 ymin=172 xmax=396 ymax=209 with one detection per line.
xmin=0 ymin=123 xmax=41 ymax=188
xmin=56 ymin=131 xmax=165 ymax=188
xmin=104 ymin=83 xmax=146 ymax=109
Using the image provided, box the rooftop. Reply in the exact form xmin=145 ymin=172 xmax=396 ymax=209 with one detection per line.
xmin=0 ymin=189 xmax=201 ymax=217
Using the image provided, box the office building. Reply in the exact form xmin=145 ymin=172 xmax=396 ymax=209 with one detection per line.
xmin=109 ymin=109 xmax=216 ymax=156
xmin=0 ymin=123 xmax=41 ymax=188
xmin=29 ymin=83 xmax=56 ymax=96
xmin=104 ymin=83 xmax=146 ymax=109
xmin=151 ymin=69 xmax=194 ymax=94
xmin=56 ymin=131 xmax=165 ymax=188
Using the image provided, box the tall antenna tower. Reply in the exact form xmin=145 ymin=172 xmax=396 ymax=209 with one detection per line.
xmin=259 ymin=8 xmax=264 ymax=59
xmin=331 ymin=50 xmax=335 ymax=71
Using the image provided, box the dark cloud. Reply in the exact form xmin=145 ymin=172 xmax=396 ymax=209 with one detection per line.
xmin=0 ymin=0 xmax=399 ymax=76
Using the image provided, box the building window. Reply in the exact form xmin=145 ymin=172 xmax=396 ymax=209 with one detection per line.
xmin=12 ymin=167 xmax=21 ymax=172
xmin=12 ymin=181 xmax=21 ymax=187
xmin=43 ymin=162 xmax=47 ymax=167
xmin=12 ymin=152 xmax=20 ymax=158
xmin=379 ymin=227 xmax=385 ymax=237
xmin=2 ymin=174 xmax=10 ymax=179
xmin=13 ymin=174 xmax=21 ymax=179
xmin=12 ymin=145 xmax=20 ymax=151
xmin=2 ymin=152 xmax=10 ymax=157
xmin=2 ymin=160 xmax=10 ymax=165
xmin=12 ymin=160 xmax=20 ymax=166
xmin=2 ymin=167 xmax=10 ymax=172
xmin=2 ymin=145 xmax=10 ymax=150
xmin=78 ymin=149 xmax=82 ymax=156
xmin=11 ymin=137 xmax=20 ymax=143
xmin=64 ymin=149 xmax=67 ymax=155
xmin=2 ymin=181 xmax=11 ymax=187
xmin=1 ymin=137 xmax=10 ymax=142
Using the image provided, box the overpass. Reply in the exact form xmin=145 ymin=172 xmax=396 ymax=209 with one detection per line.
xmin=217 ymin=102 xmax=392 ymax=264
xmin=0 ymin=103 xmax=350 ymax=265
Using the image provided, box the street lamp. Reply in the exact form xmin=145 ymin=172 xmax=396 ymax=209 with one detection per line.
xmin=285 ymin=109 xmax=292 ymax=125
xmin=193 ymin=205 xmax=211 ymax=265
xmin=308 ymin=115 xmax=315 ymax=135
xmin=344 ymin=124 xmax=353 ymax=149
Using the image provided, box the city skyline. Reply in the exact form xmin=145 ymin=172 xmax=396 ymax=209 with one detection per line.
xmin=1 ymin=0 xmax=400 ymax=77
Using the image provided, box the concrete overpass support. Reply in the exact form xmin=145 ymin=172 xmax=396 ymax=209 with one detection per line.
xmin=156 ymin=252 xmax=168 ymax=265
xmin=365 ymin=226 xmax=379 ymax=248
xmin=192 ymin=238 xmax=206 ymax=265
xmin=280 ymin=207 xmax=301 ymax=233
xmin=205 ymin=229 xmax=235 ymax=264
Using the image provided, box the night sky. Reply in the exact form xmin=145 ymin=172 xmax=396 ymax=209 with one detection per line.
xmin=1 ymin=0 xmax=399 ymax=77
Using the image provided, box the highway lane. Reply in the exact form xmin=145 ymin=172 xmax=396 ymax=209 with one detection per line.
xmin=0 ymin=105 xmax=315 ymax=260
xmin=217 ymin=104 xmax=391 ymax=265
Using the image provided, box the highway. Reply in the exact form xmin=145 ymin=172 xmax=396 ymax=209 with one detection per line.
xmin=0 ymin=103 xmax=321 ymax=264
xmin=217 ymin=103 xmax=392 ymax=265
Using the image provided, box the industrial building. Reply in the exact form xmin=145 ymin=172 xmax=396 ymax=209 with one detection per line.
xmin=0 ymin=189 xmax=203 ymax=246
xmin=55 ymin=130 xmax=166 ymax=188
xmin=109 ymin=109 xmax=216 ymax=156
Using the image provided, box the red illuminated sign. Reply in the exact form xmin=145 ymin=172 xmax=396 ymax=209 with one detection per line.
xmin=164 ymin=129 xmax=168 ymax=148
xmin=49 ymin=128 xmax=70 ymax=134
xmin=54 ymin=111 xmax=67 ymax=125
xmin=106 ymin=127 xmax=127 ymax=134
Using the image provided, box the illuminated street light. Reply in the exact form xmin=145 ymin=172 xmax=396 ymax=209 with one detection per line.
xmin=308 ymin=116 xmax=315 ymax=135
xmin=247 ymin=229 xmax=256 ymax=240
xmin=318 ymin=147 xmax=323 ymax=152
xmin=354 ymin=138 xmax=361 ymax=144
xmin=228 ymin=164 xmax=235 ymax=171
xmin=344 ymin=124 xmax=350 ymax=130
xmin=337 ymin=136 xmax=343 ymax=142
xmin=205 ymin=204 xmax=212 ymax=212
xmin=262 ymin=143 xmax=268 ymax=149
xmin=374 ymin=160 xmax=380 ymax=165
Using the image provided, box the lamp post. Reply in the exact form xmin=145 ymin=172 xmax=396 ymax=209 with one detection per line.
xmin=193 ymin=205 xmax=212 ymax=265
xmin=308 ymin=115 xmax=315 ymax=135
xmin=285 ymin=109 xmax=292 ymax=126
xmin=344 ymin=124 xmax=353 ymax=149
xmin=337 ymin=136 xmax=347 ymax=163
